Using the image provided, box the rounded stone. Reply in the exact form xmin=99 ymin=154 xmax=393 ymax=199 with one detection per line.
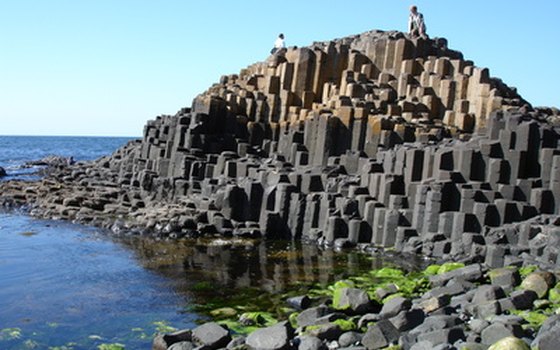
xmin=487 ymin=336 xmax=529 ymax=350
xmin=520 ymin=272 xmax=555 ymax=298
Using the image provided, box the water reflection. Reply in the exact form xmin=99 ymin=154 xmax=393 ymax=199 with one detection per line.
xmin=0 ymin=213 xmax=194 ymax=350
xmin=118 ymin=237 xmax=410 ymax=315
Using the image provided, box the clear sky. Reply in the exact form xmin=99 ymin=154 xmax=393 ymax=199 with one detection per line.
xmin=1 ymin=1 xmax=559 ymax=137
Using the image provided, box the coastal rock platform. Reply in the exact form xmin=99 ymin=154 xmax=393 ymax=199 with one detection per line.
xmin=2 ymin=29 xmax=560 ymax=349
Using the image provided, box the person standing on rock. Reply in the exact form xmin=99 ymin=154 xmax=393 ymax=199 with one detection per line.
xmin=408 ymin=5 xmax=427 ymax=39
xmin=271 ymin=33 xmax=286 ymax=55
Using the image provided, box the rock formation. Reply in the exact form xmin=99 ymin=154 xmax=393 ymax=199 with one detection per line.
xmin=1 ymin=30 xmax=559 ymax=268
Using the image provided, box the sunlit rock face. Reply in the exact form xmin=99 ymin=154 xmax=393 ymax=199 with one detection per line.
xmin=2 ymin=29 xmax=559 ymax=268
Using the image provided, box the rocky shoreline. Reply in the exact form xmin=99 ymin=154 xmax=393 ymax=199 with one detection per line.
xmin=152 ymin=263 xmax=560 ymax=350
xmin=1 ymin=29 xmax=560 ymax=349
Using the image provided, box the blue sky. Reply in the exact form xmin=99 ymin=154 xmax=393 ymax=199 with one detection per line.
xmin=1 ymin=1 xmax=558 ymax=137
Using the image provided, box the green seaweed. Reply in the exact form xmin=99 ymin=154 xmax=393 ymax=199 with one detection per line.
xmin=423 ymin=264 xmax=441 ymax=276
xmin=549 ymin=283 xmax=560 ymax=304
xmin=20 ymin=231 xmax=38 ymax=237
xmin=372 ymin=267 xmax=405 ymax=278
xmin=192 ymin=281 xmax=214 ymax=292
xmin=217 ymin=311 xmax=278 ymax=336
xmin=210 ymin=307 xmax=238 ymax=319
xmin=0 ymin=327 xmax=22 ymax=341
xmin=218 ymin=319 xmax=260 ymax=336
xmin=308 ymin=265 xmax=431 ymax=309
xmin=288 ymin=312 xmax=299 ymax=328
xmin=437 ymin=262 xmax=465 ymax=274
xmin=382 ymin=293 xmax=405 ymax=303
xmin=23 ymin=339 xmax=39 ymax=349
xmin=152 ymin=321 xmax=177 ymax=334
xmin=332 ymin=287 xmax=351 ymax=310
xmin=519 ymin=265 xmax=537 ymax=279
xmin=331 ymin=279 xmax=355 ymax=290
xmin=510 ymin=309 xmax=549 ymax=329
xmin=98 ymin=343 xmax=125 ymax=350
xmin=238 ymin=312 xmax=277 ymax=327
xmin=332 ymin=319 xmax=356 ymax=331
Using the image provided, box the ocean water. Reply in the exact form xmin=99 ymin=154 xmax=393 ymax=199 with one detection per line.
xmin=0 ymin=136 xmax=197 ymax=349
xmin=0 ymin=135 xmax=135 ymax=181
xmin=0 ymin=214 xmax=196 ymax=349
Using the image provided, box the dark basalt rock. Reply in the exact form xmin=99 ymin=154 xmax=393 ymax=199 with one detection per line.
xmin=1 ymin=28 xmax=560 ymax=350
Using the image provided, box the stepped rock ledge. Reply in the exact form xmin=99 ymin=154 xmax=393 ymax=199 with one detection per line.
xmin=3 ymin=30 xmax=559 ymax=266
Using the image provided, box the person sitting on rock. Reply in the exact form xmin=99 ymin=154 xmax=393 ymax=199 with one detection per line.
xmin=270 ymin=33 xmax=286 ymax=55
xmin=408 ymin=5 xmax=427 ymax=39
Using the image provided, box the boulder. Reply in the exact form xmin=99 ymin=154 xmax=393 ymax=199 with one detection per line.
xmin=375 ymin=284 xmax=399 ymax=300
xmin=0 ymin=166 xmax=6 ymax=177
xmin=227 ymin=337 xmax=246 ymax=349
xmin=418 ymin=294 xmax=451 ymax=313
xmin=532 ymin=314 xmax=560 ymax=350
xmin=361 ymin=320 xmax=399 ymax=349
xmin=488 ymin=267 xmax=520 ymax=291
xmin=168 ymin=342 xmax=195 ymax=350
xmin=389 ymin=309 xmax=425 ymax=332
xmin=380 ymin=296 xmax=412 ymax=319
xmin=415 ymin=327 xmax=465 ymax=346
xmin=428 ymin=264 xmax=484 ymax=287
xmin=304 ymin=323 xmax=343 ymax=341
xmin=411 ymin=342 xmax=454 ymax=350
xmin=357 ymin=313 xmax=380 ymax=329
xmin=473 ymin=300 xmax=502 ymax=319
xmin=501 ymin=289 xmax=537 ymax=310
xmin=296 ymin=306 xmax=331 ymax=328
xmin=488 ymin=336 xmax=529 ymax=350
xmin=296 ymin=335 xmax=325 ymax=350
xmin=332 ymin=287 xmax=374 ymax=314
xmin=468 ymin=319 xmax=489 ymax=334
xmin=246 ymin=321 xmax=293 ymax=350
xmin=520 ymin=271 xmax=556 ymax=298
xmin=338 ymin=331 xmax=362 ymax=347
xmin=152 ymin=329 xmax=192 ymax=350
xmin=472 ymin=285 xmax=506 ymax=304
xmin=287 ymin=295 xmax=312 ymax=310
xmin=454 ymin=342 xmax=487 ymax=350
xmin=409 ymin=315 xmax=462 ymax=336
xmin=480 ymin=322 xmax=524 ymax=345
xmin=191 ymin=322 xmax=231 ymax=350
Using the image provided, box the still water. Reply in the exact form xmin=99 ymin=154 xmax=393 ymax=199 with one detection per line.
xmin=0 ymin=211 xmax=399 ymax=349
xmin=0 ymin=213 xmax=195 ymax=349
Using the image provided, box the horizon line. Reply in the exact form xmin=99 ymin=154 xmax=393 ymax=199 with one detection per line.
xmin=0 ymin=134 xmax=141 ymax=138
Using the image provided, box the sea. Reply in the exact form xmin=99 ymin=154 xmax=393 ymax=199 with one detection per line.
xmin=0 ymin=136 xmax=135 ymax=181
xmin=0 ymin=136 xmax=197 ymax=350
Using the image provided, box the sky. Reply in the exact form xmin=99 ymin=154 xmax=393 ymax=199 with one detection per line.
xmin=1 ymin=1 xmax=559 ymax=137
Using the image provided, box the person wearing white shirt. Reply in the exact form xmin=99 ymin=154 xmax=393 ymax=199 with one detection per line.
xmin=408 ymin=6 xmax=427 ymax=39
xmin=271 ymin=33 xmax=286 ymax=55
